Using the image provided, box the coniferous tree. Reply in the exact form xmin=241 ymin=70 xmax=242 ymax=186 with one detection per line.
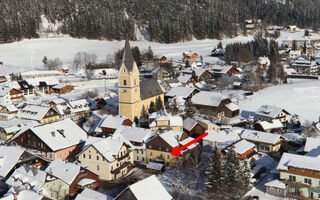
xmin=222 ymin=149 xmax=241 ymax=198
xmin=205 ymin=146 xmax=223 ymax=199
xmin=155 ymin=96 xmax=163 ymax=111
xmin=148 ymin=101 xmax=156 ymax=113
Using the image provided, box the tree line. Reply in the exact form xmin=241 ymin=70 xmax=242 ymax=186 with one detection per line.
xmin=2 ymin=0 xmax=320 ymax=43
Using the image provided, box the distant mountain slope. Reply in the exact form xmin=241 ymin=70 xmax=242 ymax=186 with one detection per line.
xmin=1 ymin=0 xmax=320 ymax=43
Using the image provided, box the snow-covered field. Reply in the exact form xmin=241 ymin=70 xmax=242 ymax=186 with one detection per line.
xmin=0 ymin=35 xmax=253 ymax=74
xmin=240 ymin=79 xmax=320 ymax=122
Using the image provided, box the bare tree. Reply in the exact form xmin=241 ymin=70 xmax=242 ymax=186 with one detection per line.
xmin=73 ymin=52 xmax=97 ymax=69
xmin=45 ymin=57 xmax=62 ymax=70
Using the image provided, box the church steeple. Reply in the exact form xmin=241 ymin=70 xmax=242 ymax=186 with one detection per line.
xmin=122 ymin=39 xmax=135 ymax=72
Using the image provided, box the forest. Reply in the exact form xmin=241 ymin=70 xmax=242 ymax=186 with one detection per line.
xmin=2 ymin=0 xmax=320 ymax=43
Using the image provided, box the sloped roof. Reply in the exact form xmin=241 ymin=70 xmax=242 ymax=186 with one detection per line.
xmin=89 ymin=137 xmax=124 ymax=163
xmin=122 ymin=40 xmax=135 ymax=72
xmin=16 ymin=105 xmax=52 ymax=121
xmin=46 ymin=159 xmax=80 ymax=185
xmin=28 ymin=118 xmax=87 ymax=151
xmin=240 ymin=130 xmax=281 ymax=145
xmin=177 ymin=74 xmax=192 ymax=84
xmin=191 ymin=91 xmax=228 ymax=107
xmin=113 ymin=126 xmax=154 ymax=144
xmin=0 ymin=86 xmax=11 ymax=97
xmin=256 ymin=105 xmax=290 ymax=118
xmin=140 ymin=79 xmax=164 ymax=100
xmin=233 ymin=139 xmax=255 ymax=155
xmin=75 ymin=188 xmax=113 ymax=200
xmin=166 ymin=87 xmax=196 ymax=99
xmin=126 ymin=175 xmax=172 ymax=200
xmin=277 ymin=152 xmax=320 ymax=172
xmin=97 ymin=115 xmax=128 ymax=130
xmin=255 ymin=119 xmax=283 ymax=131
xmin=0 ymin=146 xmax=25 ymax=178
xmin=183 ymin=117 xmax=198 ymax=131
xmin=304 ymin=137 xmax=320 ymax=152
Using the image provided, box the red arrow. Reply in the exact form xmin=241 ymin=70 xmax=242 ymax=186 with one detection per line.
xmin=171 ymin=132 xmax=208 ymax=156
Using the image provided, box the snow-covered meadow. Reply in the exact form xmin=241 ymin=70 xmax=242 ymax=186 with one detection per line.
xmin=0 ymin=35 xmax=254 ymax=74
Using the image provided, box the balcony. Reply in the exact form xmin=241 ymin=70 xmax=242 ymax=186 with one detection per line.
xmin=116 ymin=152 xmax=130 ymax=162
xmin=285 ymin=180 xmax=311 ymax=188
xmin=111 ymin=162 xmax=132 ymax=174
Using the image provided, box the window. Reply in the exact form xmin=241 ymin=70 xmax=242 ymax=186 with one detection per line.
xmin=123 ymin=80 xmax=127 ymax=85
xmin=140 ymin=149 xmax=143 ymax=154
xmin=97 ymin=165 xmax=99 ymax=171
xmin=302 ymin=169 xmax=306 ymax=173
xmin=117 ymin=163 xmax=119 ymax=167
xmin=97 ymin=156 xmax=99 ymax=160
xmin=311 ymin=170 xmax=315 ymax=175
xmin=111 ymin=166 xmax=113 ymax=170
xmin=309 ymin=192 xmax=314 ymax=198
xmin=289 ymin=175 xmax=296 ymax=182
xmin=142 ymin=157 xmax=145 ymax=161
xmin=149 ymin=158 xmax=152 ymax=162
xmin=83 ymin=154 xmax=86 ymax=158
xmin=304 ymin=178 xmax=312 ymax=185
xmin=149 ymin=145 xmax=152 ymax=148
xmin=159 ymin=147 xmax=162 ymax=151
xmin=167 ymin=155 xmax=170 ymax=159
xmin=291 ymin=167 xmax=295 ymax=171
xmin=137 ymin=156 xmax=139 ymax=160
xmin=166 ymin=148 xmax=169 ymax=152
xmin=89 ymin=155 xmax=91 ymax=159
xmin=150 ymin=152 xmax=152 ymax=156
xmin=122 ymin=89 xmax=127 ymax=93
xmin=134 ymin=79 xmax=137 ymax=85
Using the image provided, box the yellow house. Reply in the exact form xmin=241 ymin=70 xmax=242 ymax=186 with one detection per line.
xmin=16 ymin=104 xmax=61 ymax=124
xmin=146 ymin=130 xmax=201 ymax=167
xmin=149 ymin=113 xmax=183 ymax=131
xmin=194 ymin=116 xmax=220 ymax=131
xmin=118 ymin=40 xmax=164 ymax=121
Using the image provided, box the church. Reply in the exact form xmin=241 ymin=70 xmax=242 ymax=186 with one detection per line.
xmin=118 ymin=40 xmax=164 ymax=121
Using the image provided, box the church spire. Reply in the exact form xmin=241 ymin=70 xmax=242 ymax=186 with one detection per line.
xmin=122 ymin=39 xmax=135 ymax=72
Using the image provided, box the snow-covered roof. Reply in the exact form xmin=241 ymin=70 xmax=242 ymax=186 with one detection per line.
xmin=225 ymin=103 xmax=240 ymax=112
xmin=150 ymin=114 xmax=183 ymax=128
xmin=125 ymin=175 xmax=172 ymax=200
xmin=204 ymin=129 xmax=240 ymax=144
xmin=46 ymin=160 xmax=81 ymax=185
xmin=255 ymin=105 xmax=289 ymax=119
xmin=177 ymin=74 xmax=192 ymax=84
xmin=304 ymin=137 xmax=320 ymax=152
xmin=233 ymin=140 xmax=255 ymax=155
xmin=88 ymin=137 xmax=124 ymax=162
xmin=240 ymin=130 xmax=281 ymax=145
xmin=289 ymin=50 xmax=301 ymax=56
xmin=264 ymin=179 xmax=286 ymax=189
xmin=16 ymin=190 xmax=44 ymax=200
xmin=77 ymin=178 xmax=96 ymax=187
xmin=6 ymin=165 xmax=46 ymax=191
xmin=96 ymin=115 xmax=128 ymax=131
xmin=255 ymin=119 xmax=283 ymax=130
xmin=28 ymin=118 xmax=87 ymax=151
xmin=183 ymin=117 xmax=198 ymax=132
xmin=0 ymin=86 xmax=11 ymax=97
xmin=21 ymin=70 xmax=63 ymax=77
xmin=2 ymin=104 xmax=18 ymax=113
xmin=278 ymin=152 xmax=320 ymax=172
xmin=193 ymin=68 xmax=207 ymax=77
xmin=166 ymin=87 xmax=196 ymax=99
xmin=68 ymin=99 xmax=91 ymax=113
xmin=16 ymin=105 xmax=52 ymax=121
xmin=0 ymin=146 xmax=25 ymax=178
xmin=258 ymin=56 xmax=270 ymax=66
xmin=0 ymin=119 xmax=38 ymax=134
xmin=112 ymin=126 xmax=155 ymax=144
xmin=52 ymin=84 xmax=72 ymax=89
xmin=158 ymin=130 xmax=199 ymax=152
xmin=210 ymin=65 xmax=234 ymax=75
xmin=191 ymin=91 xmax=228 ymax=107
xmin=193 ymin=116 xmax=220 ymax=128
xmin=75 ymin=188 xmax=113 ymax=200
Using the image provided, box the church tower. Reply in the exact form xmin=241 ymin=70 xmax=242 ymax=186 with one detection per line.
xmin=118 ymin=40 xmax=142 ymax=121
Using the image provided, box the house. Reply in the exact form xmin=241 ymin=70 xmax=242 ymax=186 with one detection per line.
xmin=209 ymin=65 xmax=240 ymax=77
xmin=177 ymin=74 xmax=194 ymax=85
xmin=165 ymin=86 xmax=199 ymax=100
xmin=203 ymin=129 xmax=241 ymax=150
xmin=183 ymin=117 xmax=205 ymax=138
xmin=264 ymin=179 xmax=286 ymax=198
xmin=240 ymin=130 xmax=284 ymax=153
xmin=68 ymin=99 xmax=92 ymax=121
xmin=6 ymin=165 xmax=46 ymax=192
xmin=288 ymin=25 xmax=300 ymax=32
xmin=156 ymin=63 xmax=175 ymax=80
xmin=191 ymin=91 xmax=240 ymax=119
xmin=51 ymin=84 xmax=74 ymax=94
xmin=221 ymin=139 xmax=256 ymax=160
xmin=3 ymin=190 xmax=45 ymax=200
xmin=16 ymin=104 xmax=61 ymax=124
xmin=0 ymin=86 xmax=12 ymax=105
xmin=288 ymin=50 xmax=301 ymax=59
xmin=77 ymin=137 xmax=134 ymax=181
xmin=75 ymin=188 xmax=113 ymax=200
xmin=9 ymin=88 xmax=24 ymax=102
xmin=149 ymin=113 xmax=183 ymax=131
xmin=161 ymin=79 xmax=182 ymax=92
xmin=194 ymin=116 xmax=220 ymax=131
xmin=17 ymin=80 xmax=35 ymax=96
xmin=253 ymin=119 xmax=283 ymax=133
xmin=0 ymin=119 xmax=38 ymax=141
xmin=9 ymin=119 xmax=88 ymax=161
xmin=258 ymin=56 xmax=270 ymax=71
xmin=112 ymin=126 xmax=155 ymax=165
xmin=42 ymin=159 xmax=99 ymax=199
xmin=146 ymin=130 xmax=201 ymax=167
xmin=0 ymin=104 xmax=18 ymax=121
xmin=211 ymin=48 xmax=224 ymax=57
xmin=0 ymin=146 xmax=46 ymax=179
xmin=255 ymin=105 xmax=291 ymax=126
xmin=94 ymin=115 xmax=133 ymax=136
xmin=277 ymin=153 xmax=320 ymax=199
xmin=118 ymin=40 xmax=164 ymax=121
xmin=303 ymin=137 xmax=320 ymax=155
xmin=192 ymin=68 xmax=214 ymax=81
xmin=115 ymin=175 xmax=172 ymax=200
xmin=290 ymin=57 xmax=319 ymax=75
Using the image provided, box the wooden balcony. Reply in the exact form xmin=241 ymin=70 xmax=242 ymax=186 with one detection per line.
xmin=116 ymin=152 xmax=130 ymax=162
xmin=111 ymin=162 xmax=132 ymax=174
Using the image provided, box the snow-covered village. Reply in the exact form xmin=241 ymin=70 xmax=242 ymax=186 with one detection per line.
xmin=3 ymin=1 xmax=320 ymax=200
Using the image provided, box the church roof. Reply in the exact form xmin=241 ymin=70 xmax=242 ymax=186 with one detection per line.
xmin=140 ymin=79 xmax=164 ymax=100
xmin=122 ymin=40 xmax=135 ymax=72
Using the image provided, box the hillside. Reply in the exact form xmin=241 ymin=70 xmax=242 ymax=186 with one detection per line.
xmin=1 ymin=0 xmax=320 ymax=43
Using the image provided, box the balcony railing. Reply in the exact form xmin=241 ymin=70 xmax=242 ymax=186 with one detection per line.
xmin=111 ymin=162 xmax=132 ymax=174
xmin=117 ymin=152 xmax=130 ymax=162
